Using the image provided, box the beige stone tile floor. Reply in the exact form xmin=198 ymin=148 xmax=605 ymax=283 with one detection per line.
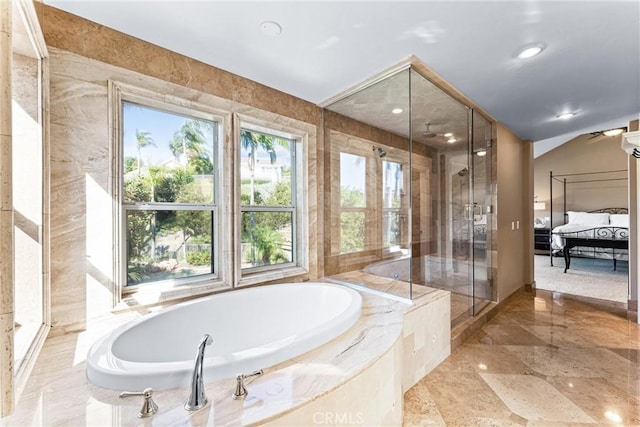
xmin=404 ymin=290 xmax=640 ymax=426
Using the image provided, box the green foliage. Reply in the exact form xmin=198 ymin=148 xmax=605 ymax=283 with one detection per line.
xmin=127 ymin=263 xmax=149 ymax=284
xmin=186 ymin=250 xmax=211 ymax=266
xmin=266 ymin=180 xmax=292 ymax=206
xmin=174 ymin=210 xmax=211 ymax=242
xmin=190 ymin=235 xmax=211 ymax=244
xmin=124 ymin=175 xmax=152 ymax=202
xmin=340 ymin=186 xmax=365 ymax=208
xmin=169 ymin=120 xmax=214 ymax=174
xmin=124 ymin=156 xmax=137 ymax=174
xmin=340 ymin=212 xmax=365 ymax=254
xmin=240 ymin=130 xmax=280 ymax=165
xmin=339 ymin=186 xmax=366 ymax=253
xmin=245 ymin=225 xmax=288 ymax=266
xmin=127 ymin=211 xmax=153 ymax=259
xmin=150 ymin=166 xmax=195 ymax=203
xmin=241 ymin=191 xmax=264 ymax=206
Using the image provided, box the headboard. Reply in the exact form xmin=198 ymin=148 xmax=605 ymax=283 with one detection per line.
xmin=588 ymin=208 xmax=628 ymax=214
xmin=563 ymin=208 xmax=628 ymax=224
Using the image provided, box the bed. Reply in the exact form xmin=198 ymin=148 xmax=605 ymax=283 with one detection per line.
xmin=548 ymin=170 xmax=629 ymax=273
xmin=550 ymin=208 xmax=629 ymax=273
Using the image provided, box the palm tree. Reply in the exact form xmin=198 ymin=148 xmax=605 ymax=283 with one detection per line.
xmin=240 ymin=130 xmax=289 ymax=205
xmin=169 ymin=120 xmax=213 ymax=173
xmin=240 ymin=129 xmax=290 ymax=264
xmin=135 ymin=130 xmax=155 ymax=175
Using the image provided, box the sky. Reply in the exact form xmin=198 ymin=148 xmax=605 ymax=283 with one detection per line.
xmin=123 ymin=102 xmax=292 ymax=168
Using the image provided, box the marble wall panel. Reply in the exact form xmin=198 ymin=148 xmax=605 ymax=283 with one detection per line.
xmin=0 ymin=209 xmax=13 ymax=317
xmin=0 ymin=0 xmax=14 ymax=415
xmin=0 ymin=313 xmax=13 ymax=416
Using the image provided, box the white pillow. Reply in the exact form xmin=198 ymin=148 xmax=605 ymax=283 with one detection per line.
xmin=566 ymin=211 xmax=581 ymax=224
xmin=568 ymin=211 xmax=610 ymax=226
xmin=610 ymin=214 xmax=629 ymax=227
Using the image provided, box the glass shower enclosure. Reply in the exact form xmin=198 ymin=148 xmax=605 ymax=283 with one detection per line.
xmin=323 ymin=65 xmax=493 ymax=326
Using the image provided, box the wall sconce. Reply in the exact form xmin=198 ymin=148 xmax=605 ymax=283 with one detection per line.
xmin=534 ymin=197 xmax=547 ymax=228
xmin=534 ymin=201 xmax=546 ymax=211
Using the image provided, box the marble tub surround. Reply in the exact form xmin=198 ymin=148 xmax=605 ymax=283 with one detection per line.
xmin=329 ymin=271 xmax=435 ymax=300
xmin=1 ymin=286 xmax=451 ymax=426
xmin=404 ymin=290 xmax=640 ymax=426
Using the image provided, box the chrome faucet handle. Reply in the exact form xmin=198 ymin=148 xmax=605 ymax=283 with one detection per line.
xmin=232 ymin=369 xmax=264 ymax=400
xmin=119 ymin=387 xmax=158 ymax=418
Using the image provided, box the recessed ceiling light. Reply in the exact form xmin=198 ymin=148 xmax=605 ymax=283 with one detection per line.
xmin=260 ymin=21 xmax=282 ymax=36
xmin=447 ymin=138 xmax=457 ymax=144
xmin=556 ymin=112 xmax=576 ymax=120
xmin=517 ymin=44 xmax=545 ymax=59
xmin=603 ymin=128 xmax=624 ymax=136
xmin=443 ymin=132 xmax=453 ymax=138
xmin=391 ymin=108 xmax=403 ymax=114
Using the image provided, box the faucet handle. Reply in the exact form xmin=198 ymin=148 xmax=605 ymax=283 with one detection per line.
xmin=232 ymin=369 xmax=264 ymax=400
xmin=119 ymin=387 xmax=158 ymax=418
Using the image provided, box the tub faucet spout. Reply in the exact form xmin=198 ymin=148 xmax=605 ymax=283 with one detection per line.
xmin=185 ymin=333 xmax=213 ymax=411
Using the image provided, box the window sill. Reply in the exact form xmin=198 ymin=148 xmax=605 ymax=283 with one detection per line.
xmin=115 ymin=279 xmax=230 ymax=312
xmin=238 ymin=266 xmax=310 ymax=288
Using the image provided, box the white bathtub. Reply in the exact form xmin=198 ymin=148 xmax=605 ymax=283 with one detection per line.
xmin=87 ymin=283 xmax=362 ymax=390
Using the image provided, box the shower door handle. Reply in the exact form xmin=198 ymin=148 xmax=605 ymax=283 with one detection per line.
xmin=473 ymin=204 xmax=483 ymax=220
xmin=464 ymin=204 xmax=474 ymax=221
xmin=464 ymin=203 xmax=483 ymax=221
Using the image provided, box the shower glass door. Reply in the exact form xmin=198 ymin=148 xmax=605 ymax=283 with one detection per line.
xmin=409 ymin=69 xmax=473 ymax=323
xmin=471 ymin=111 xmax=493 ymax=314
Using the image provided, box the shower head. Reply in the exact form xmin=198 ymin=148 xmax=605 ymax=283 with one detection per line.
xmin=373 ymin=146 xmax=387 ymax=158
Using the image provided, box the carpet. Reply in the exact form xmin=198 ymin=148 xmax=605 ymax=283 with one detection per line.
xmin=534 ymin=254 xmax=628 ymax=303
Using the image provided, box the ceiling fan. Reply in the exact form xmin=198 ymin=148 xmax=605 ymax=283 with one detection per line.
xmin=423 ymin=122 xmax=458 ymax=143
xmin=423 ymin=123 xmax=438 ymax=138
xmin=588 ymin=127 xmax=626 ymax=140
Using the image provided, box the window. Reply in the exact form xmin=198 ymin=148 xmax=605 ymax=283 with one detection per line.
xmin=122 ymin=101 xmax=218 ymax=286
xmin=382 ymin=160 xmax=404 ymax=250
xmin=339 ymin=152 xmax=367 ymax=253
xmin=330 ymin=131 xmax=410 ymax=257
xmin=240 ymin=124 xmax=296 ymax=272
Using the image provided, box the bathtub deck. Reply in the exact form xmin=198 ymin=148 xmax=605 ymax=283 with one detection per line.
xmin=1 ymin=285 xmax=450 ymax=426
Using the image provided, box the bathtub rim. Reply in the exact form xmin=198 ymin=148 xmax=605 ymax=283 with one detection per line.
xmin=86 ymin=282 xmax=363 ymax=390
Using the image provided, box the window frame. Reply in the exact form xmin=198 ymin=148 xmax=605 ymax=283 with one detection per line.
xmin=110 ymin=81 xmax=227 ymax=301
xmin=380 ymin=158 xmax=408 ymax=253
xmin=338 ymin=151 xmax=370 ymax=254
xmin=235 ymin=115 xmax=308 ymax=284
xmin=329 ymin=131 xmax=411 ymax=257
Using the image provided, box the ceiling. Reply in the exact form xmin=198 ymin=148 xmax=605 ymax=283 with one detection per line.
xmin=45 ymin=1 xmax=640 ymax=146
